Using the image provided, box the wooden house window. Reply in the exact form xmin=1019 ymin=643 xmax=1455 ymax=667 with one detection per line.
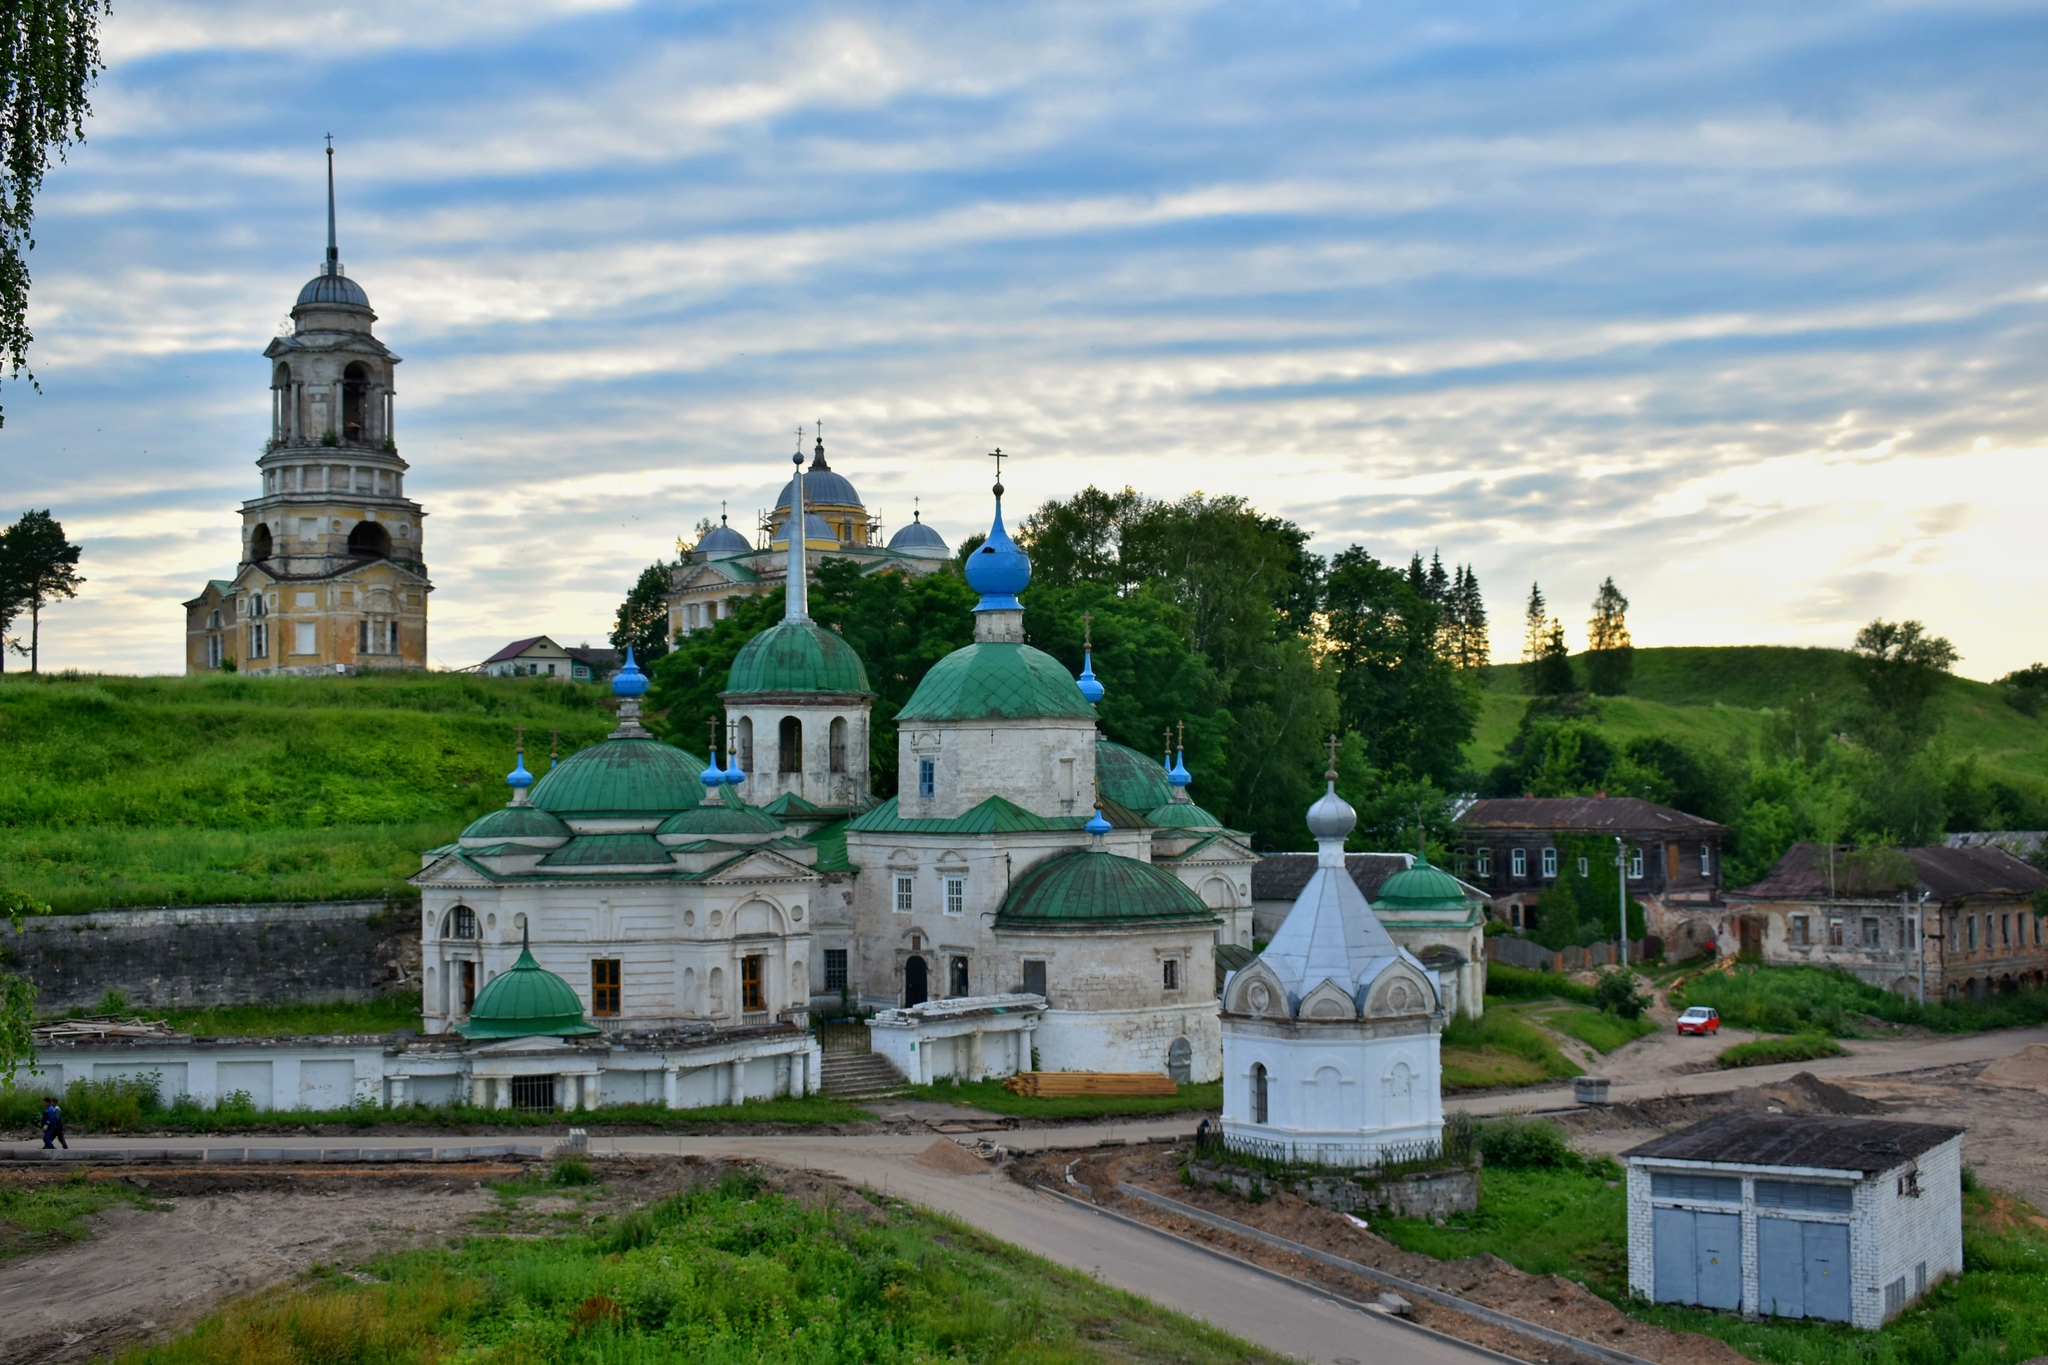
xmin=1510 ymin=848 xmax=1527 ymax=877
xmin=591 ymin=959 xmax=621 ymax=1016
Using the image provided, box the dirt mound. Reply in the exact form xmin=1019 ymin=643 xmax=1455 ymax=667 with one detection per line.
xmin=1980 ymin=1044 xmax=2048 ymax=1093
xmin=1759 ymin=1071 xmax=1884 ymax=1115
xmin=910 ymin=1138 xmax=990 ymax=1176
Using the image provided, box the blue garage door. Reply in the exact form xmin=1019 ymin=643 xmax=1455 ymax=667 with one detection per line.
xmin=1652 ymin=1208 xmax=1742 ymax=1310
xmin=1757 ymin=1217 xmax=1851 ymax=1323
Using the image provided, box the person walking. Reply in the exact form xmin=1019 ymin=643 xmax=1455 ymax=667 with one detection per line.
xmin=40 ymin=1097 xmax=67 ymax=1150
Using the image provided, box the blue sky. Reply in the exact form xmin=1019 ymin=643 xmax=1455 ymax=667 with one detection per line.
xmin=4 ymin=0 xmax=2044 ymax=677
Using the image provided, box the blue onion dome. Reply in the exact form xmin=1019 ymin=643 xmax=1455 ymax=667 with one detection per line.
xmin=965 ymin=490 xmax=1031 ymax=610
xmin=1085 ymin=806 xmax=1113 ymax=836
xmin=507 ymin=752 xmax=534 ymax=790
xmin=723 ymin=749 xmax=746 ymax=784
xmin=888 ymin=510 xmax=951 ymax=559
xmin=696 ymin=518 xmax=752 ymax=557
xmin=700 ymin=749 xmax=726 ymax=787
xmin=775 ymin=441 xmax=862 ymax=509
xmin=1076 ymin=652 xmax=1105 ymax=705
xmin=1167 ymin=747 xmax=1192 ymax=787
xmin=295 ymin=270 xmax=371 ymax=309
xmin=613 ymin=647 xmax=649 ymax=698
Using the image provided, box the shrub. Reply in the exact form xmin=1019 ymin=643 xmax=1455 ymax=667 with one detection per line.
xmin=1478 ymin=1116 xmax=1578 ymax=1170
xmin=549 ymin=1157 xmax=595 ymax=1187
xmin=1484 ymin=962 xmax=1598 ymax=1005
xmin=1716 ymin=1034 xmax=1847 ymax=1069
xmin=1591 ymin=968 xmax=1648 ymax=1019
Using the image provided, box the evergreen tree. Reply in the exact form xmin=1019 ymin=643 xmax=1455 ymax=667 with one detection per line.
xmin=1426 ymin=550 xmax=1449 ymax=605
xmin=1447 ymin=564 xmax=1490 ymax=671
xmin=1520 ymin=583 xmax=1549 ymax=692
xmin=1586 ymin=576 xmax=1633 ymax=695
xmin=1535 ymin=617 xmax=1576 ymax=695
xmin=609 ymin=560 xmax=675 ymax=663
xmin=0 ymin=508 xmax=82 ymax=672
xmin=1324 ymin=545 xmax=1475 ymax=790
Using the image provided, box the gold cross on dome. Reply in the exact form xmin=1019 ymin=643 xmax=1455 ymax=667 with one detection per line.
xmin=1325 ymin=732 xmax=1340 ymax=778
xmin=1082 ymin=609 xmax=1093 ymax=649
xmin=514 ymin=724 xmax=525 ymax=755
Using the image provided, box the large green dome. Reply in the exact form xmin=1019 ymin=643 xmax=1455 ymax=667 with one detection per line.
xmin=529 ymin=737 xmax=707 ymax=819
xmin=1148 ymin=801 xmax=1225 ymax=831
xmin=997 ymin=849 xmax=1214 ymax=927
xmin=457 ymin=943 xmax=600 ymax=1040
xmin=1096 ymin=740 xmax=1172 ymax=812
xmin=1373 ymin=859 xmax=1472 ymax=912
xmin=461 ymin=804 xmax=573 ymax=843
xmin=656 ymin=786 xmax=783 ymax=838
xmin=898 ymin=642 xmax=1097 ymax=723
xmin=725 ymin=621 xmax=871 ymax=696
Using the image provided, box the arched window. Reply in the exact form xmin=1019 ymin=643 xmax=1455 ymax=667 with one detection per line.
xmin=829 ymin=717 xmax=848 ymax=773
xmin=250 ymin=525 xmax=273 ymax=561
xmin=446 ymin=906 xmax=477 ymax=939
xmin=342 ymin=362 xmax=370 ymax=442
xmin=274 ymin=363 xmax=293 ymax=441
xmin=1251 ymin=1063 xmax=1268 ymax=1125
xmin=950 ymin=956 xmax=969 ymax=997
xmin=347 ymin=521 xmax=391 ymax=558
xmin=737 ymin=717 xmax=754 ymax=772
xmin=778 ymin=716 xmax=803 ymax=773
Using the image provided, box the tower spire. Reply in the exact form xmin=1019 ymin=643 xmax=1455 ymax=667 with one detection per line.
xmin=786 ymin=426 xmax=810 ymax=622
xmin=324 ymin=134 xmax=339 ymax=276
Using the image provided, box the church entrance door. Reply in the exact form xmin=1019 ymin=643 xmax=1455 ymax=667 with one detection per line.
xmin=904 ymin=955 xmax=929 ymax=1007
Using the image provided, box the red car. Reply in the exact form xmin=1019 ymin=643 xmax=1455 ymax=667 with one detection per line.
xmin=1676 ymin=1006 xmax=1721 ymax=1036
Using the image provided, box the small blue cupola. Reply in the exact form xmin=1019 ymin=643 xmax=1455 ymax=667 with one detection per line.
xmin=700 ymin=723 xmax=725 ymax=788
xmin=1167 ymin=720 xmax=1192 ymax=792
xmin=1076 ymin=608 xmax=1105 ymax=704
xmin=506 ymin=744 xmax=534 ymax=807
xmin=1086 ymin=805 xmax=1113 ymax=837
xmin=965 ymin=454 xmax=1031 ymax=612
xmin=613 ymin=646 xmax=649 ymax=698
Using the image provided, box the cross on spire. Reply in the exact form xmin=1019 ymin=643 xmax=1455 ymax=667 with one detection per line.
xmin=706 ymin=716 xmax=719 ymax=753
xmin=1082 ymin=609 xmax=1093 ymax=650
xmin=515 ymin=724 xmax=525 ymax=755
xmin=1325 ymin=732 xmax=1340 ymax=781
xmin=988 ymin=447 xmax=1005 ymax=496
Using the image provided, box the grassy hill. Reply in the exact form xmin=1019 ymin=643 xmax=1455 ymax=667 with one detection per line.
xmin=1469 ymin=646 xmax=2048 ymax=791
xmin=0 ymin=672 xmax=619 ymax=912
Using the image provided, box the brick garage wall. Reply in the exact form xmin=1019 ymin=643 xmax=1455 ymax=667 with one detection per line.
xmin=1857 ymin=1138 xmax=1964 ymax=1327
xmin=2 ymin=901 xmax=422 ymax=1011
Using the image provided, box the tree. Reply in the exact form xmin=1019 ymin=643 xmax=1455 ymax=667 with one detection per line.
xmin=0 ymin=508 xmax=82 ymax=672
xmin=1323 ymin=545 xmax=1474 ymax=790
xmin=1534 ymin=618 xmax=1575 ymax=696
xmin=1996 ymin=663 xmax=2048 ymax=717
xmin=0 ymin=2 xmax=107 ymax=424
xmin=1444 ymin=564 xmax=1490 ymax=672
xmin=1 ymin=887 xmax=51 ymax=1095
xmin=1520 ymin=582 xmax=1548 ymax=692
xmin=1850 ymin=619 xmax=1957 ymax=740
xmin=609 ymin=560 xmax=674 ymax=663
xmin=644 ymin=588 xmax=784 ymax=754
xmin=1585 ymin=577 xmax=1633 ymax=695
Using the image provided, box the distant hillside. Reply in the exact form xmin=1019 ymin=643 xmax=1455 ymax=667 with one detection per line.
xmin=1468 ymin=646 xmax=2048 ymax=789
xmin=0 ymin=672 xmax=618 ymax=912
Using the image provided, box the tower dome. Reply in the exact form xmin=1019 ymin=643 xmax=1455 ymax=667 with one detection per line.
xmin=775 ymin=438 xmax=862 ymax=510
xmin=965 ymin=479 xmax=1031 ymax=610
xmin=887 ymin=509 xmax=950 ymax=559
xmin=696 ymin=516 xmax=752 ymax=558
xmin=456 ymin=934 xmax=601 ymax=1040
xmin=725 ymin=620 xmax=871 ymax=696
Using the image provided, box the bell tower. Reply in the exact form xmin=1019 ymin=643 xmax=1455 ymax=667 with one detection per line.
xmin=183 ymin=141 xmax=432 ymax=675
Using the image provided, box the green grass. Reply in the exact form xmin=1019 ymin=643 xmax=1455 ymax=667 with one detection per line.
xmin=903 ymin=1078 xmax=1221 ymax=1119
xmin=1540 ymin=1005 xmax=1659 ymax=1054
xmin=115 ymin=1169 xmax=1284 ymax=1365
xmin=55 ymin=993 xmax=427 ymax=1037
xmin=0 ymin=671 xmax=617 ymax=911
xmin=1378 ymin=1163 xmax=1630 ymax=1298
xmin=0 ymin=1171 xmax=162 ymax=1260
xmin=1716 ymin=1034 xmax=1849 ymax=1069
xmin=1441 ymin=1004 xmax=1582 ymax=1090
xmin=1672 ymin=964 xmax=2048 ymax=1037
xmin=1483 ymin=961 xmax=1600 ymax=1005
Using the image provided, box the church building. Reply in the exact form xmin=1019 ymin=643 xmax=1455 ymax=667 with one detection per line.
xmin=183 ymin=147 xmax=431 ymax=675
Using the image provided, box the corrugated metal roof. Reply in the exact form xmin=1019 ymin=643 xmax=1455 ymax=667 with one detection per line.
xmin=1729 ymin=841 xmax=2048 ymax=902
xmin=1252 ymin=851 xmax=1415 ymax=901
xmin=1458 ymin=796 xmax=1726 ymax=835
xmin=1624 ymin=1112 xmax=1961 ymax=1174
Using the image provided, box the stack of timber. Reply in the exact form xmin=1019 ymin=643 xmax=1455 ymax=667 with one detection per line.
xmin=1003 ymin=1071 xmax=1178 ymax=1098
xmin=31 ymin=1015 xmax=183 ymax=1043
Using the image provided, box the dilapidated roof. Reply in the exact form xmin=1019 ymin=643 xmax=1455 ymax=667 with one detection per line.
xmin=1457 ymin=797 xmax=1726 ymax=836
xmin=1251 ymin=851 xmax=1414 ymax=901
xmin=1730 ymin=841 xmax=2048 ymax=904
xmin=1624 ymin=1112 xmax=1962 ymax=1175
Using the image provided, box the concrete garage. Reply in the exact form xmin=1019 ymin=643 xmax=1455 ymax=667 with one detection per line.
xmin=1625 ymin=1113 xmax=1963 ymax=1329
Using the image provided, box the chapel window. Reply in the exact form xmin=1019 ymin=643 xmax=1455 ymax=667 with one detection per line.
xmin=829 ymin=716 xmax=848 ymax=773
xmin=741 ymin=955 xmax=765 ymax=1012
xmin=950 ymin=956 xmax=969 ymax=997
xmin=894 ymin=875 xmax=914 ymax=912
xmin=945 ymin=877 xmax=965 ymax=916
xmin=1163 ymin=959 xmax=1180 ymax=991
xmin=591 ymin=959 xmax=621 ymax=1017
xmin=918 ymin=757 xmax=936 ymax=800
xmin=1251 ymin=1063 xmax=1269 ymax=1125
xmin=737 ymin=717 xmax=754 ymax=772
xmin=778 ymin=716 xmax=803 ymax=773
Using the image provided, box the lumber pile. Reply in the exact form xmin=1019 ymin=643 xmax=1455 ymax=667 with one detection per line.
xmin=1002 ymin=1071 xmax=1177 ymax=1097
xmin=31 ymin=1015 xmax=182 ymax=1043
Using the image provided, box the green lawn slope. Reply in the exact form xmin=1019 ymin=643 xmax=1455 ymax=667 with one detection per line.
xmin=1469 ymin=646 xmax=2048 ymax=788
xmin=0 ymin=672 xmax=618 ymax=911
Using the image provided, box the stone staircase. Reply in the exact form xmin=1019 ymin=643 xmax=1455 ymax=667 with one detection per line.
xmin=821 ymin=1051 xmax=910 ymax=1101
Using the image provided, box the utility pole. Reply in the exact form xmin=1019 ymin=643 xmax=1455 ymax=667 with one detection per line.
xmin=1915 ymin=890 xmax=1929 ymax=1007
xmin=1615 ymin=836 xmax=1628 ymax=968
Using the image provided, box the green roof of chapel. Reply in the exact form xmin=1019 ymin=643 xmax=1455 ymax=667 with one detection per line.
xmin=456 ymin=942 xmax=601 ymax=1040
xmin=1096 ymin=740 xmax=1173 ymax=812
xmin=528 ymin=737 xmax=707 ymax=818
xmin=1373 ymin=859 xmax=1472 ymax=912
xmin=725 ymin=620 xmax=871 ymax=696
xmin=996 ymin=849 xmax=1216 ymax=927
xmin=656 ymin=785 xmax=783 ymax=837
xmin=897 ymin=642 xmax=1097 ymax=723
xmin=461 ymin=804 xmax=573 ymax=841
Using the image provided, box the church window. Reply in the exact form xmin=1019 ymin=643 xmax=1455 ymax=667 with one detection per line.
xmin=591 ymin=959 xmax=621 ymax=1017
xmin=778 ymin=716 xmax=803 ymax=773
xmin=945 ymin=877 xmax=964 ymax=916
xmin=448 ymin=906 xmax=477 ymax=939
xmin=359 ymin=620 xmax=369 ymax=653
xmin=824 ymin=949 xmax=848 ymax=992
xmin=293 ymin=623 xmax=317 ymax=655
xmin=1251 ymin=1063 xmax=1269 ymax=1125
xmin=894 ymin=876 xmax=914 ymax=913
xmin=1022 ymin=959 xmax=1047 ymax=1000
xmin=388 ymin=621 xmax=399 ymax=654
xmin=461 ymin=961 xmax=477 ymax=1013
xmin=741 ymin=955 xmax=765 ymax=1012
xmin=250 ymin=525 xmax=273 ymax=561
xmin=1541 ymin=848 xmax=1558 ymax=878
xmin=347 ymin=522 xmax=390 ymax=559
xmin=738 ymin=718 xmax=754 ymax=772
xmin=342 ymin=363 xmax=370 ymax=442
xmin=1162 ymin=958 xmax=1180 ymax=991
xmin=1510 ymin=848 xmax=1527 ymax=877
xmin=829 ymin=717 xmax=848 ymax=773
xmin=950 ymin=956 xmax=969 ymax=997
xmin=918 ymin=757 xmax=936 ymax=800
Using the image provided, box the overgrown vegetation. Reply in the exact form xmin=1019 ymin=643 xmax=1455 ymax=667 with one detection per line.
xmin=1672 ymin=964 xmax=2048 ymax=1037
xmin=904 ymin=1077 xmax=1221 ymax=1119
xmin=1716 ymin=1034 xmax=1847 ymax=1068
xmin=1441 ymin=1005 xmax=1581 ymax=1090
xmin=116 ymin=1170 xmax=1283 ymax=1365
xmin=54 ymin=993 xmax=425 ymax=1037
xmin=1541 ymin=1005 xmax=1658 ymax=1054
xmin=0 ymin=1167 xmax=159 ymax=1260
xmin=1484 ymin=961 xmax=1598 ymax=1005
xmin=0 ymin=671 xmax=615 ymax=910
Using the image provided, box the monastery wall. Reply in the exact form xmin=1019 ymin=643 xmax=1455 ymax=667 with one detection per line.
xmin=5 ymin=900 xmax=421 ymax=1011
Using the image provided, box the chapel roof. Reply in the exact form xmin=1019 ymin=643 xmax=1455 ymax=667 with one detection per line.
xmin=528 ymin=736 xmax=708 ymax=819
xmin=996 ymin=849 xmax=1216 ymax=928
xmin=724 ymin=619 xmax=871 ymax=697
xmin=456 ymin=940 xmax=600 ymax=1040
xmin=896 ymin=641 xmax=1097 ymax=723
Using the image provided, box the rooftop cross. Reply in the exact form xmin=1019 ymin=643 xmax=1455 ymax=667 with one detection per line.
xmin=1082 ymin=609 xmax=1092 ymax=650
xmin=549 ymin=729 xmax=559 ymax=769
xmin=515 ymin=724 xmax=525 ymax=756
xmin=988 ymin=447 xmax=1005 ymax=496
xmin=1325 ymin=732 xmax=1340 ymax=781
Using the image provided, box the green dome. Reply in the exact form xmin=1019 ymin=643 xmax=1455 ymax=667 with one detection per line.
xmin=457 ymin=943 xmax=601 ymax=1039
xmin=1374 ymin=859 xmax=1472 ymax=912
xmin=1148 ymin=801 xmax=1224 ymax=831
xmin=1097 ymin=740 xmax=1172 ymax=812
xmin=997 ymin=849 xmax=1214 ymax=927
xmin=725 ymin=621 xmax=871 ymax=696
xmin=657 ymin=786 xmax=782 ymax=837
xmin=898 ymin=643 xmax=1098 ymax=723
xmin=529 ymin=737 xmax=707 ymax=818
xmin=461 ymin=804 xmax=573 ymax=843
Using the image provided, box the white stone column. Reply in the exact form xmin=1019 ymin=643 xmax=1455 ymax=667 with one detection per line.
xmin=663 ymin=1067 xmax=679 ymax=1109
xmin=787 ymin=1051 xmax=804 ymax=1098
xmin=470 ymin=1075 xmax=487 ymax=1109
xmin=968 ymin=1030 xmax=985 ymax=1081
xmin=390 ymin=1075 xmax=409 ymax=1108
xmin=730 ymin=1058 xmax=747 ymax=1106
xmin=558 ymin=1075 xmax=574 ymax=1112
xmin=496 ymin=1078 xmax=513 ymax=1111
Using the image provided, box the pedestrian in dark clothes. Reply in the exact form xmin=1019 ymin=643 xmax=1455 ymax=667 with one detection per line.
xmin=41 ymin=1098 xmax=67 ymax=1150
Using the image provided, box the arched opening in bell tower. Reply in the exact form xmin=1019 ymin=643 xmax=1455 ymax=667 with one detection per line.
xmin=342 ymin=362 xmax=371 ymax=443
xmin=347 ymin=522 xmax=391 ymax=558
xmin=250 ymin=525 xmax=273 ymax=561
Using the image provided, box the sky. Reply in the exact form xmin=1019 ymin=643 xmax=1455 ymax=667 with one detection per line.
xmin=2 ymin=0 xmax=2044 ymax=679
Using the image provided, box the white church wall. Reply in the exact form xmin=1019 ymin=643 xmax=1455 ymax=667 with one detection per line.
xmin=895 ymin=718 xmax=1099 ymax=821
xmin=1033 ymin=1000 xmax=1222 ymax=1081
xmin=1221 ymin=1025 xmax=1445 ymax=1160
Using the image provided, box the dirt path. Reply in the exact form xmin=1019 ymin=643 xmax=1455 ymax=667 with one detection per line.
xmin=0 ymin=1167 xmax=503 ymax=1365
